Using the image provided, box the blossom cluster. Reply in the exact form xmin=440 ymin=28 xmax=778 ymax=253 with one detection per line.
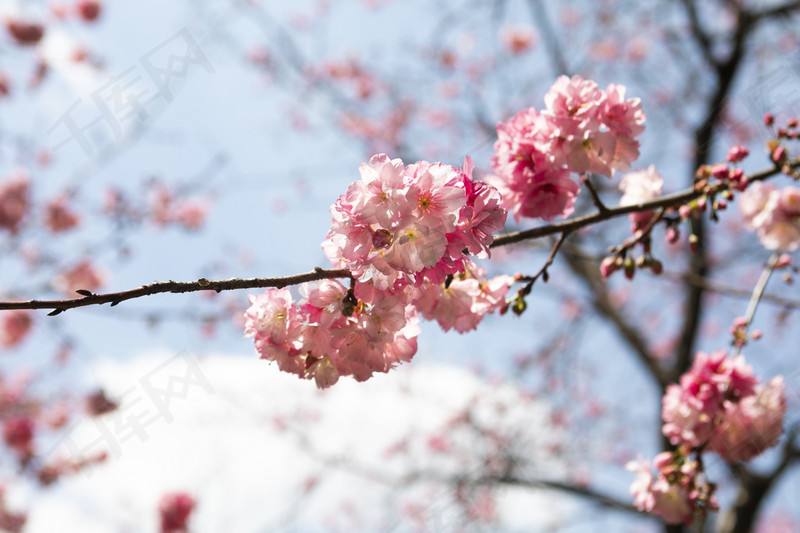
xmin=739 ymin=182 xmax=800 ymax=251
xmin=490 ymin=75 xmax=645 ymax=221
xmin=322 ymin=153 xmax=507 ymax=290
xmin=244 ymin=267 xmax=512 ymax=388
xmin=244 ymin=282 xmax=420 ymax=388
xmin=627 ymin=451 xmax=717 ymax=525
xmin=662 ymin=350 xmax=785 ymax=460
xmin=246 ymin=154 xmax=511 ymax=387
xmin=629 ymin=350 xmax=786 ymax=524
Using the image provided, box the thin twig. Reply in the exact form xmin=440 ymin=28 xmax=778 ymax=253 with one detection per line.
xmin=732 ymin=253 xmax=781 ymax=356
xmin=518 ymin=231 xmax=570 ymax=284
xmin=583 ymin=178 xmax=610 ymax=213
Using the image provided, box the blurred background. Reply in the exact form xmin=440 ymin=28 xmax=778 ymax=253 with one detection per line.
xmin=0 ymin=0 xmax=799 ymax=531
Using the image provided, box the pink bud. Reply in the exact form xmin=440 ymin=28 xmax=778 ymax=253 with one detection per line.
xmin=775 ymin=254 xmax=793 ymax=269
xmin=750 ymin=329 xmax=763 ymax=340
xmin=651 ymin=259 xmax=663 ymax=275
xmin=666 ymin=226 xmax=679 ymax=244
xmin=678 ymin=204 xmax=691 ymax=219
xmin=711 ymin=164 xmax=729 ymax=179
xmin=771 ymin=145 xmax=786 ymax=164
xmin=726 ymin=145 xmax=750 ymax=163
xmin=764 ymin=113 xmax=775 ymax=126
xmin=736 ymin=176 xmax=749 ymax=192
xmin=599 ymin=256 xmax=617 ymax=278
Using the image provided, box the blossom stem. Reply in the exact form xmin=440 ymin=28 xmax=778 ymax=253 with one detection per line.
xmin=733 ymin=253 xmax=780 ymax=356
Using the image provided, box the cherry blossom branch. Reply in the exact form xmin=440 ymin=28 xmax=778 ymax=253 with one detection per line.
xmin=490 ymin=158 xmax=800 ymax=249
xmin=0 ymin=160 xmax=796 ymax=315
xmin=0 ymin=268 xmax=351 ymax=314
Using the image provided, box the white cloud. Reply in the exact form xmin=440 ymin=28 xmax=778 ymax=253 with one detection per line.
xmin=24 ymin=352 xmax=570 ymax=532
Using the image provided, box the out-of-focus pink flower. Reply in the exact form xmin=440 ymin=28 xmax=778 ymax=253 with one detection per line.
xmin=740 ymin=182 xmax=800 ymax=251
xmin=662 ymin=350 xmax=758 ymax=448
xmin=626 ymin=457 xmax=694 ymax=525
xmin=174 ymin=199 xmax=209 ymax=231
xmin=53 ymin=260 xmax=107 ymax=296
xmin=75 ymin=0 xmax=102 ymax=22
xmin=0 ymin=311 xmax=33 ymax=349
xmin=708 ymin=377 xmax=786 ymax=462
xmin=0 ymin=171 xmax=29 ymax=234
xmin=44 ymin=196 xmax=81 ymax=233
xmin=159 ymin=492 xmax=195 ymax=533
xmin=0 ymin=73 xmax=9 ymax=97
xmin=619 ymin=165 xmax=663 ymax=230
xmin=3 ymin=416 xmax=35 ymax=456
xmin=499 ymin=25 xmax=537 ymax=55
xmin=5 ymin=19 xmax=45 ymax=46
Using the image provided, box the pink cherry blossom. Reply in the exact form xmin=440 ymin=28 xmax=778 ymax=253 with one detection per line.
xmin=323 ymin=154 xmax=506 ymax=291
xmin=412 ymin=264 xmax=511 ymax=333
xmin=599 ymin=84 xmax=646 ymax=138
xmin=245 ymin=281 xmax=421 ymax=387
xmin=708 ymin=377 xmax=786 ymax=462
xmin=662 ymin=350 xmax=758 ymax=448
xmin=44 ymin=196 xmax=81 ymax=233
xmin=173 ymin=199 xmax=209 ymax=231
xmin=739 ymin=182 xmax=800 ymax=251
xmin=499 ymin=25 xmax=537 ymax=55
xmin=2 ymin=416 xmax=34 ymax=457
xmin=626 ymin=457 xmax=694 ymax=525
xmin=159 ymin=492 xmax=195 ymax=533
xmin=0 ymin=311 xmax=33 ymax=349
xmin=52 ymin=260 xmax=107 ymax=296
xmin=619 ymin=165 xmax=663 ymax=230
xmin=0 ymin=171 xmax=29 ymax=234
xmin=544 ymin=75 xmax=602 ymax=120
xmin=619 ymin=165 xmax=663 ymax=206
xmin=490 ymin=77 xmax=646 ymax=222
xmin=76 ymin=0 xmax=102 ymax=22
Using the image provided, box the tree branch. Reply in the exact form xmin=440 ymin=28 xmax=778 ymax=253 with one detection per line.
xmin=672 ymin=3 xmax=757 ymax=384
xmin=678 ymin=0 xmax=718 ymax=68
xmin=0 ymin=160 xmax=796 ymax=314
xmin=491 ymin=159 xmax=799 ymax=249
xmin=0 ymin=269 xmax=351 ymax=314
